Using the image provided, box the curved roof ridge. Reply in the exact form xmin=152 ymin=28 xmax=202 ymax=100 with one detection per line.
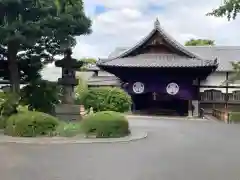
xmin=115 ymin=18 xmax=203 ymax=60
xmin=116 ymin=29 xmax=156 ymax=58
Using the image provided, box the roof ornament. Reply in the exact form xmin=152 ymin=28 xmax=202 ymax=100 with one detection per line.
xmin=154 ymin=18 xmax=160 ymax=29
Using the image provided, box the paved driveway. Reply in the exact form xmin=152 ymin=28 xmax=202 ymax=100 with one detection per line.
xmin=1 ymin=117 xmax=240 ymax=180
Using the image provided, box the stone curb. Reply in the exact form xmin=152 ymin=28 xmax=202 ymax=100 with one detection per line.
xmin=0 ymin=131 xmax=147 ymax=145
xmin=126 ymin=115 xmax=207 ymax=121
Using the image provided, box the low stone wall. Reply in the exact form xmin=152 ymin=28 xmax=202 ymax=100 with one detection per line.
xmin=55 ymin=104 xmax=82 ymax=121
xmin=212 ymin=109 xmax=229 ymax=123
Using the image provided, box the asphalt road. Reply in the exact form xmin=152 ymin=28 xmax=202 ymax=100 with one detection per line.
xmin=1 ymin=118 xmax=240 ymax=180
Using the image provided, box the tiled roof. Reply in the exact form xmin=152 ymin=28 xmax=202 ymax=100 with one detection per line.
xmin=98 ymin=19 xmax=217 ymax=69
xmin=108 ymin=46 xmax=240 ymax=72
xmin=98 ymin=54 xmax=217 ymax=68
xmin=87 ymin=76 xmax=120 ymax=86
xmin=186 ymin=46 xmax=240 ymax=71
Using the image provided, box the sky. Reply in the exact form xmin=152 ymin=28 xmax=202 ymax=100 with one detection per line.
xmin=71 ymin=0 xmax=240 ymax=59
xmin=42 ymin=0 xmax=240 ymax=81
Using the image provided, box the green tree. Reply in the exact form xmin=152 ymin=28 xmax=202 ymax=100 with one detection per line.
xmin=207 ymin=1 xmax=240 ymax=84
xmin=0 ymin=0 xmax=91 ymax=93
xmin=79 ymin=58 xmax=97 ymax=71
xmin=185 ymin=39 xmax=215 ymax=46
xmin=207 ymin=0 xmax=240 ymax=20
xmin=223 ymin=62 xmax=240 ymax=84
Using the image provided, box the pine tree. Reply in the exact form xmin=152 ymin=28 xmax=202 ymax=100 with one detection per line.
xmin=0 ymin=0 xmax=91 ymax=93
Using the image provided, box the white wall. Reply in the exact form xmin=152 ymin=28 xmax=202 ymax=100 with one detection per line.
xmin=200 ymin=72 xmax=240 ymax=93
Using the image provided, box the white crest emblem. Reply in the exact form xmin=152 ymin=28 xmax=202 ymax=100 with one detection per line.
xmin=133 ymin=82 xmax=144 ymax=94
xmin=166 ymin=82 xmax=179 ymax=95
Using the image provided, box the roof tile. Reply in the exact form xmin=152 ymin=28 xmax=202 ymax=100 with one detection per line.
xmin=98 ymin=54 xmax=217 ymax=68
xmin=107 ymin=46 xmax=240 ymax=71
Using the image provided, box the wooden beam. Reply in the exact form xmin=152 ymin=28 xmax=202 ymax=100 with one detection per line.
xmin=199 ymin=85 xmax=240 ymax=88
xmin=225 ymin=72 xmax=229 ymax=110
xmin=200 ymin=100 xmax=240 ymax=104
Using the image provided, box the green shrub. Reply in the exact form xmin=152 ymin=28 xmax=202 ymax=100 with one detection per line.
xmin=20 ymin=80 xmax=61 ymax=114
xmin=0 ymin=91 xmax=5 ymax=103
xmin=229 ymin=112 xmax=240 ymax=123
xmin=0 ymin=116 xmax=6 ymax=129
xmin=55 ymin=122 xmax=82 ymax=137
xmin=81 ymin=87 xmax=132 ymax=113
xmin=5 ymin=111 xmax=59 ymax=137
xmin=75 ymin=77 xmax=88 ymax=104
xmin=17 ymin=105 xmax=33 ymax=112
xmin=81 ymin=111 xmax=130 ymax=138
xmin=0 ymin=92 xmax=19 ymax=117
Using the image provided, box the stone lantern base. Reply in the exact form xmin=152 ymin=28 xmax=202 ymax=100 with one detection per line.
xmin=55 ymin=104 xmax=82 ymax=121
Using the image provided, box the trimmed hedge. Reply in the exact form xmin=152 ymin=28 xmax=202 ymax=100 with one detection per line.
xmin=81 ymin=87 xmax=132 ymax=113
xmin=81 ymin=111 xmax=130 ymax=138
xmin=229 ymin=112 xmax=240 ymax=123
xmin=5 ymin=111 xmax=59 ymax=137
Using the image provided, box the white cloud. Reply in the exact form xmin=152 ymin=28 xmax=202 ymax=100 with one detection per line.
xmin=72 ymin=0 xmax=240 ymax=59
xmin=121 ymin=8 xmax=142 ymax=19
xmin=90 ymin=0 xmax=146 ymax=9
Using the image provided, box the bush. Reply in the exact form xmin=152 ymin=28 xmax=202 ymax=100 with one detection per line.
xmin=81 ymin=111 xmax=130 ymax=138
xmin=75 ymin=77 xmax=88 ymax=104
xmin=0 ymin=116 xmax=6 ymax=129
xmin=17 ymin=105 xmax=32 ymax=112
xmin=81 ymin=87 xmax=132 ymax=113
xmin=20 ymin=80 xmax=61 ymax=114
xmin=5 ymin=111 xmax=59 ymax=137
xmin=55 ymin=122 xmax=82 ymax=137
xmin=0 ymin=92 xmax=19 ymax=117
xmin=0 ymin=104 xmax=29 ymax=130
xmin=229 ymin=112 xmax=240 ymax=123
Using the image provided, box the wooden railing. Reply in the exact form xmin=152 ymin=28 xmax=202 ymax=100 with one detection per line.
xmin=212 ymin=109 xmax=229 ymax=123
xmin=201 ymin=90 xmax=240 ymax=103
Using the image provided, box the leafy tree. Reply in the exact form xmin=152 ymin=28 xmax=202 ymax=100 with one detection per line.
xmin=207 ymin=1 xmax=240 ymax=84
xmin=224 ymin=62 xmax=240 ymax=84
xmin=0 ymin=0 xmax=91 ymax=93
xmin=185 ymin=39 xmax=215 ymax=46
xmin=207 ymin=0 xmax=240 ymax=20
xmin=79 ymin=58 xmax=97 ymax=71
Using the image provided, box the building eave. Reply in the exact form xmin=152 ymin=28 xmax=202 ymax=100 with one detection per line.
xmin=97 ymin=54 xmax=218 ymax=69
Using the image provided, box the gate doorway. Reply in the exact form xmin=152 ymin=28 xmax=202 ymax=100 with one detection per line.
xmin=132 ymin=93 xmax=188 ymax=116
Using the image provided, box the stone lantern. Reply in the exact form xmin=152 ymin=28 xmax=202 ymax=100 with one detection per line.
xmin=54 ymin=48 xmax=83 ymax=121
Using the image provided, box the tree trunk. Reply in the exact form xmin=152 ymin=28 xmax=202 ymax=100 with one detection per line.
xmin=7 ymin=42 xmax=20 ymax=94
